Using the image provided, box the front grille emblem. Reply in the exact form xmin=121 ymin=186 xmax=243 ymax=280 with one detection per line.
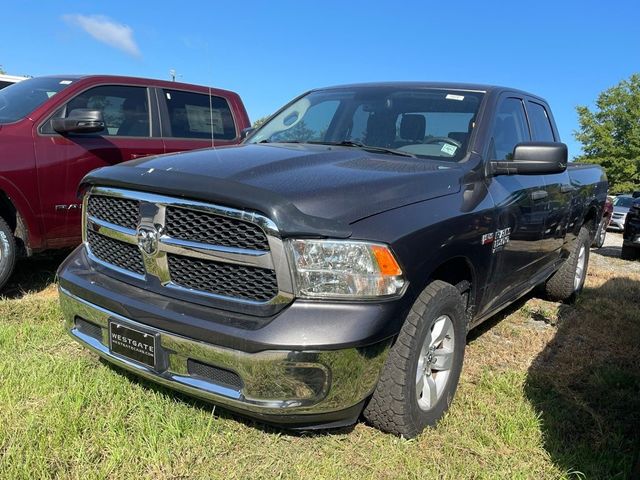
xmin=137 ymin=225 xmax=159 ymax=256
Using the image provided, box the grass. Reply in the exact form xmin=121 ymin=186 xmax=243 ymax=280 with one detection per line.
xmin=0 ymin=248 xmax=639 ymax=479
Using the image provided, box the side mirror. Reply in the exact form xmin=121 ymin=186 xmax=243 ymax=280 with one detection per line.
xmin=240 ymin=127 xmax=256 ymax=140
xmin=52 ymin=109 xmax=105 ymax=134
xmin=490 ymin=142 xmax=568 ymax=175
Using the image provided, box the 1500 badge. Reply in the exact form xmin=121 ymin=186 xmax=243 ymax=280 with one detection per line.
xmin=482 ymin=227 xmax=511 ymax=252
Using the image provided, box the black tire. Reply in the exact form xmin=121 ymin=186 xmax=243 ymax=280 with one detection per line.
xmin=545 ymin=225 xmax=590 ymax=302
xmin=591 ymin=218 xmax=607 ymax=248
xmin=363 ymin=280 xmax=466 ymax=438
xmin=0 ymin=217 xmax=16 ymax=291
xmin=621 ymin=244 xmax=640 ymax=260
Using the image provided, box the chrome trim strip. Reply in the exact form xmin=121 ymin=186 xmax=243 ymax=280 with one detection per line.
xmin=60 ymin=287 xmax=389 ymax=415
xmin=84 ymin=186 xmax=295 ymax=309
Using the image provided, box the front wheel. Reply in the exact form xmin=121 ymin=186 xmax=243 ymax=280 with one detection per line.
xmin=545 ymin=225 xmax=590 ymax=302
xmin=0 ymin=217 xmax=17 ymax=291
xmin=363 ymin=280 xmax=466 ymax=438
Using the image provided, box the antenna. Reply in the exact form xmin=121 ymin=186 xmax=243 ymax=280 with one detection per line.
xmin=169 ymin=69 xmax=182 ymax=82
xmin=209 ymin=85 xmax=215 ymax=149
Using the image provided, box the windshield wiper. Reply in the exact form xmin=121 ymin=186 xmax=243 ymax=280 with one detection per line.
xmin=307 ymin=140 xmax=416 ymax=158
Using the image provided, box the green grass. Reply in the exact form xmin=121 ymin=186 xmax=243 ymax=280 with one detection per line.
xmin=0 ymin=254 xmax=638 ymax=479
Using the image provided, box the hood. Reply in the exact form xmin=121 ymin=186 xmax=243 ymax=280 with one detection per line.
xmin=613 ymin=205 xmax=630 ymax=214
xmin=81 ymin=143 xmax=463 ymax=238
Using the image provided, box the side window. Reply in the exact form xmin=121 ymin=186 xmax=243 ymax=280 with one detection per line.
xmin=489 ymin=97 xmax=530 ymax=160
xmin=163 ymin=89 xmax=236 ymax=140
xmin=65 ymin=85 xmax=150 ymax=137
xmin=527 ymin=101 xmax=555 ymax=142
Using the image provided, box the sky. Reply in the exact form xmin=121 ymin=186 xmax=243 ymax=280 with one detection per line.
xmin=1 ymin=0 xmax=639 ymax=159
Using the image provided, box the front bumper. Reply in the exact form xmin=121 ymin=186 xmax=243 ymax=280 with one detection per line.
xmin=58 ymin=248 xmax=397 ymax=428
xmin=609 ymin=217 xmax=626 ymax=231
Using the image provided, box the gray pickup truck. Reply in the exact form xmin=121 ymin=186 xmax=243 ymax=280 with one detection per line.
xmin=58 ymin=82 xmax=607 ymax=437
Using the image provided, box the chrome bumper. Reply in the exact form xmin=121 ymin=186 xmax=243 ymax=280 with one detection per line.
xmin=59 ymin=287 xmax=389 ymax=417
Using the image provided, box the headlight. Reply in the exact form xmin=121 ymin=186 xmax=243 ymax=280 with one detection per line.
xmin=287 ymin=239 xmax=406 ymax=299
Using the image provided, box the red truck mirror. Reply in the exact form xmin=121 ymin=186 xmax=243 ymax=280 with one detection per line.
xmin=52 ymin=109 xmax=105 ymax=135
xmin=491 ymin=142 xmax=568 ymax=175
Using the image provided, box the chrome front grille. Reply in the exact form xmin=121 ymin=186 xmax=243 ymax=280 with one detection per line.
xmin=87 ymin=230 xmax=145 ymax=276
xmin=87 ymin=195 xmax=139 ymax=230
xmin=165 ymin=206 xmax=269 ymax=251
xmin=83 ymin=187 xmax=294 ymax=313
xmin=167 ymin=254 xmax=278 ymax=301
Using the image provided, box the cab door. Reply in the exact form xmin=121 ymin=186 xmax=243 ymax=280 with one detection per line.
xmin=483 ymin=96 xmax=550 ymax=311
xmin=526 ymin=98 xmax=571 ymax=261
xmin=34 ymin=84 xmax=164 ymax=246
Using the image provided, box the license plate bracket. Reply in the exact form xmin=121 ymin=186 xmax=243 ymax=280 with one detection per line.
xmin=108 ymin=321 xmax=158 ymax=369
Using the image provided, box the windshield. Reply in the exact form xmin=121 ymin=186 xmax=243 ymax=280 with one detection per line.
xmin=247 ymin=86 xmax=484 ymax=161
xmin=0 ymin=77 xmax=74 ymax=123
xmin=613 ymin=196 xmax=634 ymax=208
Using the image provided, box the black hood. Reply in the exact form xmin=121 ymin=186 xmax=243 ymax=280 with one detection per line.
xmin=81 ymin=143 xmax=462 ymax=238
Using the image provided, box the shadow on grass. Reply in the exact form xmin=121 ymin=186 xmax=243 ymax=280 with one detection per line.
xmin=524 ymin=277 xmax=640 ymax=479
xmin=1 ymin=249 xmax=72 ymax=299
xmin=593 ymin=245 xmax=622 ymax=258
xmin=99 ymin=359 xmax=355 ymax=438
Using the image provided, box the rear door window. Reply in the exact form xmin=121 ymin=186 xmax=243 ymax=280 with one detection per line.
xmin=163 ymin=89 xmax=237 ymax=140
xmin=527 ymin=101 xmax=555 ymax=142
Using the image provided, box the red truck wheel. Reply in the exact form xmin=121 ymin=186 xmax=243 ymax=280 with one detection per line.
xmin=0 ymin=217 xmax=17 ymax=290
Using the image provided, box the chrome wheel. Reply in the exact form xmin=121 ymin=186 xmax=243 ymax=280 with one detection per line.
xmin=415 ymin=315 xmax=455 ymax=411
xmin=574 ymin=244 xmax=586 ymax=291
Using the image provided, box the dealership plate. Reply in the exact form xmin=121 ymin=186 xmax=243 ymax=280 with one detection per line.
xmin=108 ymin=321 xmax=157 ymax=368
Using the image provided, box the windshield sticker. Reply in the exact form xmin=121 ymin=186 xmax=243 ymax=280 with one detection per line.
xmin=441 ymin=144 xmax=457 ymax=155
xmin=59 ymin=80 xmax=73 ymax=85
xmin=166 ymin=92 xmax=172 ymax=100
xmin=445 ymin=94 xmax=465 ymax=101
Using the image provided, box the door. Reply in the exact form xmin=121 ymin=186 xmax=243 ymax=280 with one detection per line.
xmin=158 ymin=88 xmax=240 ymax=154
xmin=484 ymin=96 xmax=550 ymax=310
xmin=526 ymin=99 xmax=572 ymax=260
xmin=34 ymin=84 xmax=164 ymax=245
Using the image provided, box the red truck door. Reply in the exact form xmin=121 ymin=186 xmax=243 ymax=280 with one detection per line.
xmin=33 ymin=84 xmax=164 ymax=246
xmin=157 ymin=88 xmax=241 ymax=154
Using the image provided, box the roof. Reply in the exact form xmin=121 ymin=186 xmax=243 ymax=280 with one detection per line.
xmin=316 ymin=81 xmax=543 ymax=100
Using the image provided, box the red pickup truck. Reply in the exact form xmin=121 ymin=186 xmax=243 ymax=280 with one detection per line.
xmin=0 ymin=75 xmax=250 ymax=289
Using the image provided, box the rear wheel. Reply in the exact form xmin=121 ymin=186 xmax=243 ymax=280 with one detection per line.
xmin=592 ymin=218 xmax=607 ymax=248
xmin=363 ymin=280 xmax=466 ymax=438
xmin=0 ymin=217 xmax=17 ymax=291
xmin=545 ymin=225 xmax=590 ymax=302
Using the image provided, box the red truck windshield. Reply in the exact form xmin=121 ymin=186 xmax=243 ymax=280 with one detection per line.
xmin=0 ymin=77 xmax=74 ymax=123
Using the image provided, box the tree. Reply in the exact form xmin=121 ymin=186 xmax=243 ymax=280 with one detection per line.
xmin=252 ymin=116 xmax=269 ymax=128
xmin=574 ymin=73 xmax=640 ymax=194
xmin=0 ymin=65 xmax=5 ymax=74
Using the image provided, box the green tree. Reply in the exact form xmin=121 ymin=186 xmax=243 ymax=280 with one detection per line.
xmin=0 ymin=65 xmax=5 ymax=74
xmin=574 ymin=73 xmax=640 ymax=194
xmin=252 ymin=116 xmax=269 ymax=128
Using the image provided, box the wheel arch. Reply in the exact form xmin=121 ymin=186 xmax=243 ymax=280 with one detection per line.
xmin=0 ymin=189 xmax=34 ymax=255
xmin=425 ymin=255 xmax=477 ymax=325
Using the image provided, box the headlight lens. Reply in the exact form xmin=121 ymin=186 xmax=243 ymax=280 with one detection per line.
xmin=288 ymin=239 xmax=406 ymax=299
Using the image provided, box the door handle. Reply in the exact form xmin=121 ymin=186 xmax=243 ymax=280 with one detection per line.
xmin=530 ymin=190 xmax=548 ymax=201
xmin=560 ymin=185 xmax=575 ymax=194
xmin=130 ymin=153 xmax=151 ymax=159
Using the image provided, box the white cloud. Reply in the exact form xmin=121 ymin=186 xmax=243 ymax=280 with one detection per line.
xmin=63 ymin=14 xmax=141 ymax=57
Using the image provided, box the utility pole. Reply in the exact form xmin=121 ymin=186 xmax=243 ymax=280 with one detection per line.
xmin=169 ymin=69 xmax=177 ymax=82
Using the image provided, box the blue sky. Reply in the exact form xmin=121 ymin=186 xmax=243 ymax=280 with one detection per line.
xmin=1 ymin=0 xmax=638 ymax=158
